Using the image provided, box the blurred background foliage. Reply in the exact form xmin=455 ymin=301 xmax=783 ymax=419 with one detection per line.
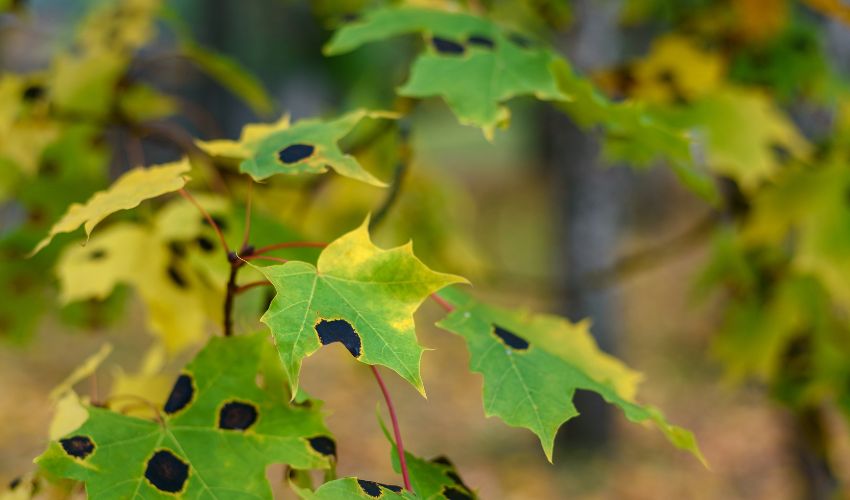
xmin=4 ymin=0 xmax=850 ymax=498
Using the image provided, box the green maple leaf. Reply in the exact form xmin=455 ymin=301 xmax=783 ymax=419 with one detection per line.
xmin=325 ymin=6 xmax=567 ymax=135
xmin=294 ymin=477 xmax=414 ymax=499
xmin=36 ymin=333 xmax=335 ymax=498
xmin=195 ymin=110 xmax=393 ymax=186
xmin=435 ymin=288 xmax=705 ymax=464
xmin=379 ymin=418 xmax=476 ymax=499
xmin=256 ymin=217 xmax=467 ymax=397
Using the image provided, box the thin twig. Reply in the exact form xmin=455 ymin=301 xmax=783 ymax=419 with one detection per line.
xmin=223 ymin=264 xmax=238 ymax=337
xmin=235 ymin=280 xmax=273 ymax=294
xmin=370 ymin=366 xmax=412 ymax=491
xmin=241 ymin=255 xmax=288 ymax=264
xmin=430 ymin=293 xmax=454 ymax=313
xmin=241 ymin=179 xmax=253 ymax=251
xmin=251 ymin=241 xmax=328 ymax=256
xmin=179 ymin=188 xmax=230 ymax=256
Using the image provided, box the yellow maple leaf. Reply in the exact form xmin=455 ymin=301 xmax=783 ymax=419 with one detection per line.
xmin=631 ymin=35 xmax=724 ymax=105
xmin=31 ymin=158 xmax=191 ymax=256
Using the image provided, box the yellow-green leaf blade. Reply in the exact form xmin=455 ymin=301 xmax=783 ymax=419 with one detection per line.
xmin=258 ymin=218 xmax=467 ymax=397
xmin=31 ymin=159 xmax=190 ymax=255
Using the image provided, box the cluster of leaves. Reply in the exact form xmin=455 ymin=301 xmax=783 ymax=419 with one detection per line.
xmin=612 ymin=0 xmax=850 ymax=474
xmin=0 ymin=1 xmax=728 ymax=498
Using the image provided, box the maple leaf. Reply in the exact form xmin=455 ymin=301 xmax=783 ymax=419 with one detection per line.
xmin=325 ymin=6 xmax=567 ymax=136
xmin=435 ymin=288 xmax=705 ymax=464
xmin=380 ymin=418 xmax=477 ymax=499
xmin=195 ymin=110 xmax=393 ymax=186
xmin=36 ymin=333 xmax=335 ymax=499
xmin=257 ymin=217 xmax=467 ymax=396
xmin=293 ymin=477 xmax=414 ymax=499
xmin=30 ymin=159 xmax=191 ymax=256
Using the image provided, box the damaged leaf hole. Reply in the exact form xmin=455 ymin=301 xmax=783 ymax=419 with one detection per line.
xmin=492 ymin=324 xmax=529 ymax=351
xmin=432 ymin=36 xmax=465 ymax=55
xmin=278 ymin=144 xmax=315 ymax=164
xmin=60 ymin=435 xmax=95 ymax=459
xmin=307 ymin=435 xmax=337 ymax=458
xmin=218 ymin=401 xmax=259 ymax=431
xmin=164 ymin=373 xmax=195 ymax=414
xmin=145 ymin=449 xmax=189 ymax=494
xmin=357 ymin=479 xmax=402 ymax=497
xmin=315 ymin=318 xmax=362 ymax=357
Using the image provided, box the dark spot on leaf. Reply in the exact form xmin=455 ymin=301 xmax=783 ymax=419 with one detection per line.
xmin=22 ymin=84 xmax=45 ymax=101
xmin=218 ymin=401 xmax=258 ymax=430
xmin=467 ymin=35 xmax=494 ymax=49
xmin=357 ymin=480 xmax=402 ymax=497
xmin=492 ymin=324 xmax=529 ymax=351
xmin=431 ymin=455 xmax=452 ymax=466
xmin=166 ymin=265 xmax=188 ymax=289
xmin=201 ymin=215 xmax=228 ymax=232
xmin=167 ymin=241 xmax=186 ymax=258
xmin=770 ymin=142 xmax=791 ymax=164
xmin=278 ymin=144 xmax=315 ymax=164
xmin=196 ymin=236 xmax=215 ymax=253
xmin=508 ymin=32 xmax=532 ymax=48
xmin=307 ymin=436 xmax=337 ymax=458
xmin=443 ymin=486 xmax=473 ymax=500
xmin=164 ymin=374 xmax=194 ymax=414
xmin=315 ymin=319 xmax=361 ymax=357
xmin=8 ymin=477 xmax=21 ymax=489
xmin=144 ymin=449 xmax=189 ymax=493
xmin=89 ymin=249 xmax=107 ymax=260
xmin=432 ymin=36 xmax=465 ymax=55
xmin=60 ymin=436 xmax=95 ymax=459
xmin=656 ymin=68 xmax=675 ymax=85
xmin=341 ymin=12 xmax=360 ymax=23
xmin=39 ymin=160 xmax=60 ymax=177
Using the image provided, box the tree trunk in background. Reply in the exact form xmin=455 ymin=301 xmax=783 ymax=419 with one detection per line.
xmin=544 ymin=0 xmax=625 ymax=456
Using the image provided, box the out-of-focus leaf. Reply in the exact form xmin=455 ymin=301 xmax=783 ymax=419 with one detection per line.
xmin=31 ymin=159 xmax=190 ymax=255
xmin=197 ymin=110 xmax=393 ymax=186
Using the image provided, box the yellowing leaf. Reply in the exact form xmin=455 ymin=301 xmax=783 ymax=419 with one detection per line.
xmin=31 ymin=159 xmax=191 ymax=255
xmin=49 ymin=343 xmax=113 ymax=401
xmin=630 ymin=35 xmax=724 ymax=105
xmin=56 ymin=222 xmax=218 ymax=354
xmin=49 ymin=392 xmax=89 ymax=441
xmin=258 ymin=217 xmax=467 ymax=396
xmin=684 ymin=87 xmax=810 ymax=191
xmin=196 ymin=110 xmax=392 ymax=186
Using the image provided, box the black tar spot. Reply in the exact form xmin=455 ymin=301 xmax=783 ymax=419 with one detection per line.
xmin=467 ymin=35 xmax=494 ymax=49
xmin=218 ymin=401 xmax=258 ymax=431
xmin=432 ymin=36 xmax=465 ymax=54
xmin=22 ymin=84 xmax=45 ymax=102
xmin=443 ymin=486 xmax=473 ymax=500
xmin=492 ymin=324 xmax=529 ymax=351
xmin=89 ymin=249 xmax=107 ymax=260
xmin=145 ymin=449 xmax=189 ymax=493
xmin=166 ymin=265 xmax=188 ymax=289
xmin=431 ymin=455 xmax=452 ymax=466
xmin=8 ymin=477 xmax=21 ymax=490
xmin=357 ymin=480 xmax=402 ymax=497
xmin=167 ymin=241 xmax=186 ymax=258
xmin=60 ymin=436 xmax=95 ymax=459
xmin=315 ymin=319 xmax=361 ymax=357
xmin=278 ymin=144 xmax=315 ymax=164
xmin=508 ymin=33 xmax=532 ymax=48
xmin=201 ymin=215 xmax=228 ymax=232
xmin=164 ymin=374 xmax=194 ymax=414
xmin=196 ymin=236 xmax=215 ymax=253
xmin=308 ymin=436 xmax=337 ymax=458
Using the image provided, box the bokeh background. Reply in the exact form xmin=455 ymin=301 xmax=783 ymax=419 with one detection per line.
xmin=3 ymin=0 xmax=850 ymax=498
